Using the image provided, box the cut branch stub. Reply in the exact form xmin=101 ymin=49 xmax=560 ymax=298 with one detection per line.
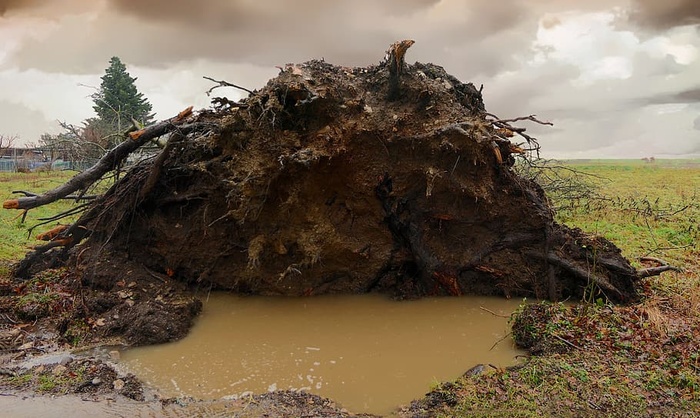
xmin=2 ymin=107 xmax=198 ymax=212
xmin=35 ymin=224 xmax=69 ymax=241
xmin=386 ymin=39 xmax=415 ymax=99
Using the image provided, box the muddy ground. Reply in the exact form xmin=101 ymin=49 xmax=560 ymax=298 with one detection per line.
xmin=0 ymin=266 xmax=379 ymax=417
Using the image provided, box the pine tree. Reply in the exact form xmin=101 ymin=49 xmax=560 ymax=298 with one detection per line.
xmin=93 ymin=56 xmax=154 ymax=132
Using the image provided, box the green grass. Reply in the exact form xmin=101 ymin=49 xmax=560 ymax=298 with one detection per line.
xmin=0 ymin=171 xmax=97 ymax=262
xmin=555 ymin=160 xmax=699 ymax=266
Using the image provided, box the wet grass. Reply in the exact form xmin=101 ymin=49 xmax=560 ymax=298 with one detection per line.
xmin=555 ymin=160 xmax=699 ymax=267
xmin=413 ymin=159 xmax=700 ymax=417
xmin=0 ymin=171 xmax=79 ymax=263
xmin=0 ymin=170 xmax=115 ymax=264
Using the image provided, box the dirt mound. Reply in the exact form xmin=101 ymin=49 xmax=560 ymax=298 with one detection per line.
xmin=64 ymin=51 xmax=637 ymax=303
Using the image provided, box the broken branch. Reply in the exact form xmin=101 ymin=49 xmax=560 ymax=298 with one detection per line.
xmin=637 ymin=256 xmax=682 ymax=278
xmin=11 ymin=190 xmax=98 ymax=201
xmin=638 ymin=265 xmax=682 ymax=278
xmin=2 ymin=108 xmax=206 ymax=211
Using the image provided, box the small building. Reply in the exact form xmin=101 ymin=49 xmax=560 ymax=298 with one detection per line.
xmin=0 ymin=147 xmax=48 ymax=172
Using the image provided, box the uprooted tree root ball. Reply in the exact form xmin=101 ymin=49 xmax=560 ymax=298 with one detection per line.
xmin=7 ymin=41 xmax=650 ymax=345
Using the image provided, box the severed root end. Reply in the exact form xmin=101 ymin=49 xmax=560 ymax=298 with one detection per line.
xmin=3 ymin=199 xmax=19 ymax=209
xmin=386 ymin=40 xmax=415 ymax=99
xmin=175 ymin=105 xmax=194 ymax=122
xmin=51 ymin=237 xmax=73 ymax=247
xmin=129 ymin=129 xmax=145 ymax=140
xmin=386 ymin=39 xmax=415 ymax=76
xmin=36 ymin=224 xmax=70 ymax=241
xmin=129 ymin=105 xmax=194 ymax=140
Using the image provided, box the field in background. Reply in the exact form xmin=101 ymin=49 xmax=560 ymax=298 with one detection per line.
xmin=556 ymin=159 xmax=699 ymax=267
xmin=0 ymin=171 xmax=83 ymax=267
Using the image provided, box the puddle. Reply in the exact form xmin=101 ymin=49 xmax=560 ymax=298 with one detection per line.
xmin=120 ymin=293 xmax=524 ymax=415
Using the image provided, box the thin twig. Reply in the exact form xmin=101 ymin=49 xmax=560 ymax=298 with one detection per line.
xmin=480 ymin=306 xmax=510 ymax=318
xmin=552 ymin=334 xmax=582 ymax=350
xmin=485 ymin=113 xmax=553 ymax=126
xmin=36 ymin=203 xmax=92 ymax=221
xmin=449 ymin=155 xmax=460 ymax=177
xmin=490 ymin=332 xmax=512 ymax=351
xmin=639 ymin=256 xmax=669 ymax=266
xmin=203 ymin=76 xmax=256 ymax=97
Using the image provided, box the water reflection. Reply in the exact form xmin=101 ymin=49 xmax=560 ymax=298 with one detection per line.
xmin=120 ymin=293 xmax=524 ymax=414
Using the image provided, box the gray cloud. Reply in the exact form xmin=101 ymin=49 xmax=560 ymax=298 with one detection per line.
xmin=0 ymin=0 xmax=40 ymax=15
xmin=0 ymin=100 xmax=60 ymax=142
xmin=1 ymin=0 xmax=699 ymax=157
xmin=629 ymin=0 xmax=700 ymax=30
xmin=5 ymin=0 xmax=532 ymax=75
xmin=639 ymin=87 xmax=700 ymax=105
xmin=6 ymin=0 xmax=697 ymax=78
xmin=694 ymin=115 xmax=700 ymax=130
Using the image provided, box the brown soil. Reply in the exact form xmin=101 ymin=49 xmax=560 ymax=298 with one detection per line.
xmin=55 ymin=57 xmax=636 ymax=310
xmin=3 ymin=50 xmax=646 ymax=416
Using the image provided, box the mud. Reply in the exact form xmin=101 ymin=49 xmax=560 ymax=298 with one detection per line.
xmin=0 ymin=390 xmax=376 ymax=418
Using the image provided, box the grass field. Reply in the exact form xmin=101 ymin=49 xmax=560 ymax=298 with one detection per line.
xmin=0 ymin=171 xmax=78 ymax=262
xmin=556 ymin=160 xmax=699 ymax=266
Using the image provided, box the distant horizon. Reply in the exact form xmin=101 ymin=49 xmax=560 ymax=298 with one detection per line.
xmin=3 ymin=141 xmax=699 ymax=162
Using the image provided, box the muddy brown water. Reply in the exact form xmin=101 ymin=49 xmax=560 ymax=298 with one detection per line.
xmin=118 ymin=293 xmax=524 ymax=415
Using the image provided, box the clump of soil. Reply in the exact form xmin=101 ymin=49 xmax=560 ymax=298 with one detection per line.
xmin=511 ymin=302 xmax=572 ymax=355
xmin=0 ymin=266 xmax=200 ymax=348
xmin=62 ymin=56 xmax=637 ymax=308
xmin=161 ymin=391 xmax=380 ymax=417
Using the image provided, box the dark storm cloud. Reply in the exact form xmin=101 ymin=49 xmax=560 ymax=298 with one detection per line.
xmin=5 ymin=0 xmax=534 ymax=77
xmin=102 ymin=0 xmax=528 ymax=72
xmin=638 ymin=87 xmax=700 ymax=105
xmin=629 ymin=0 xmax=700 ymax=30
xmin=108 ymin=0 xmax=442 ymax=24
xmin=0 ymin=0 xmax=42 ymax=15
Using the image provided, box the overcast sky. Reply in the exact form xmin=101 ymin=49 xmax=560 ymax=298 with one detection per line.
xmin=1 ymin=0 xmax=698 ymax=158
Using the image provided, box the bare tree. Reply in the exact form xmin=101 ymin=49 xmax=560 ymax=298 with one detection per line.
xmin=0 ymin=133 xmax=17 ymax=151
xmin=0 ymin=134 xmax=19 ymax=171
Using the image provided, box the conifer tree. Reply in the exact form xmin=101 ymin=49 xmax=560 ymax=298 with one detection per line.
xmin=93 ymin=56 xmax=154 ymax=133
